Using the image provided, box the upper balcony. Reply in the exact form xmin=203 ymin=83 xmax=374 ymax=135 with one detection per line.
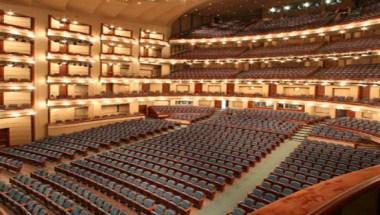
xmin=170 ymin=4 xmax=380 ymax=45
xmin=140 ymin=29 xmax=169 ymax=47
xmin=0 ymin=10 xmax=34 ymax=41
xmin=101 ymin=24 xmax=136 ymax=45
xmin=47 ymin=16 xmax=94 ymax=46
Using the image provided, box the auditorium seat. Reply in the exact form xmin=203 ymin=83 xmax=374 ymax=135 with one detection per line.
xmin=172 ymin=47 xmax=248 ymax=59
xmin=166 ymin=68 xmax=240 ymax=79
xmin=231 ymin=140 xmax=380 ymax=213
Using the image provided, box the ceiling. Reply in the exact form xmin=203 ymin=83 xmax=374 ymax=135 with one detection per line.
xmin=0 ymin=0 xmax=334 ymax=25
xmin=185 ymin=0 xmax=303 ymax=18
xmin=0 ymin=0 xmax=212 ymax=25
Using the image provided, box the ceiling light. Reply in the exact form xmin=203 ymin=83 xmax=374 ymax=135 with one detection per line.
xmin=6 ymin=10 xmax=14 ymax=15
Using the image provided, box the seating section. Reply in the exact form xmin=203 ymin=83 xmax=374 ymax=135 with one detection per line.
xmin=166 ymin=68 xmax=240 ymax=79
xmin=0 ymin=104 xmax=32 ymax=110
xmin=172 ymin=37 xmax=378 ymax=60
xmin=0 ymin=155 xmax=23 ymax=172
xmin=52 ymin=112 xmax=292 ymax=215
xmin=0 ymin=148 xmax=47 ymax=167
xmin=310 ymin=125 xmax=367 ymax=143
xmin=202 ymin=115 xmax=300 ymax=137
xmin=32 ymin=170 xmax=127 ymax=215
xmin=318 ymin=37 xmax=380 ymax=53
xmin=173 ymin=47 xmax=247 ymax=59
xmin=150 ymin=106 xmax=215 ymax=123
xmin=0 ymin=119 xmax=177 ymax=167
xmin=176 ymin=4 xmax=380 ymax=39
xmin=189 ymin=20 xmax=249 ymax=38
xmin=243 ymin=13 xmax=334 ymax=34
xmin=313 ymin=64 xmax=380 ymax=79
xmin=226 ymin=109 xmax=323 ymax=124
xmin=329 ymin=117 xmax=380 ymax=138
xmin=236 ymin=67 xmax=318 ymax=79
xmin=10 ymin=174 xmax=91 ymax=215
xmin=241 ymin=43 xmax=323 ymax=58
xmin=166 ymin=63 xmax=380 ymax=80
xmin=0 ymin=181 xmax=49 ymax=215
xmin=231 ymin=140 xmax=380 ymax=214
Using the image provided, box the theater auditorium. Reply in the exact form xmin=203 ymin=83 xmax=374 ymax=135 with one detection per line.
xmin=0 ymin=0 xmax=379 ymax=214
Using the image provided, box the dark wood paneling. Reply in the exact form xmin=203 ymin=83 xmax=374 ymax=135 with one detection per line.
xmin=358 ymin=86 xmax=370 ymax=100
xmin=227 ymin=83 xmax=235 ymax=95
xmin=0 ymin=66 xmax=3 ymax=81
xmin=195 ymin=83 xmax=203 ymax=94
xmin=142 ymin=83 xmax=150 ymax=93
xmin=107 ymin=65 xmax=113 ymax=76
xmin=315 ymin=85 xmax=325 ymax=97
xmin=59 ymin=85 xmax=68 ymax=97
xmin=336 ymin=109 xmax=356 ymax=118
xmin=106 ymin=83 xmax=113 ymax=94
xmin=139 ymin=105 xmax=148 ymax=115
xmin=162 ymin=83 xmax=170 ymax=93
xmin=59 ymin=64 xmax=68 ymax=75
xmin=0 ymin=128 xmax=10 ymax=147
xmin=346 ymin=110 xmax=356 ymax=118
xmin=0 ymin=91 xmax=3 ymax=105
xmin=268 ymin=84 xmax=277 ymax=97
xmin=248 ymin=101 xmax=254 ymax=108
xmin=215 ymin=100 xmax=222 ymax=109
xmin=59 ymin=44 xmax=68 ymax=53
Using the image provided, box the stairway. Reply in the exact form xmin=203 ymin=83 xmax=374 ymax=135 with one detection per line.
xmin=289 ymin=124 xmax=315 ymax=142
xmin=197 ymin=123 xmax=317 ymax=215
xmin=198 ymin=109 xmax=224 ymax=123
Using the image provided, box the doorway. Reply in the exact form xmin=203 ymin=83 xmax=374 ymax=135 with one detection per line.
xmin=221 ymin=100 xmax=229 ymax=109
xmin=336 ymin=109 xmax=356 ymax=118
xmin=0 ymin=128 xmax=10 ymax=148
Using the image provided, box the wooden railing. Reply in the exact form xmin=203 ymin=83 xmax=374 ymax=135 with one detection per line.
xmin=251 ymin=165 xmax=380 ymax=215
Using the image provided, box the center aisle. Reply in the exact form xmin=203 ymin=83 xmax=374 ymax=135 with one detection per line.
xmin=195 ymin=126 xmax=315 ymax=215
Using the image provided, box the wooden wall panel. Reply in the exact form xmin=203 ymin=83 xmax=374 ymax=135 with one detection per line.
xmin=227 ymin=83 xmax=235 ymax=95
xmin=315 ymin=85 xmax=325 ymax=97
xmin=162 ymin=83 xmax=170 ymax=93
xmin=0 ymin=116 xmax=32 ymax=146
xmin=195 ymin=83 xmax=203 ymax=94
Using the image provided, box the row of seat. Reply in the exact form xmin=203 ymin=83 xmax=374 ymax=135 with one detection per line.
xmin=0 ymin=119 xmax=177 ymax=167
xmin=226 ymin=109 xmax=323 ymax=124
xmin=0 ymin=181 xmax=49 ymax=215
xmin=166 ymin=68 xmax=241 ymax=79
xmin=51 ymin=112 xmax=293 ymax=214
xmin=175 ymin=3 xmax=380 ymax=38
xmin=0 ymin=155 xmax=23 ymax=171
xmin=150 ymin=105 xmax=215 ymax=123
xmin=32 ymin=170 xmax=127 ymax=215
xmin=172 ymin=37 xmax=380 ymax=59
xmin=202 ymin=115 xmax=301 ymax=136
xmin=55 ymin=163 xmax=178 ymax=215
xmin=310 ymin=125 xmax=367 ymax=143
xmin=329 ymin=117 xmax=380 ymax=137
xmin=0 ymin=104 xmax=32 ymax=110
xmin=10 ymin=174 xmax=91 ymax=215
xmin=230 ymin=140 xmax=380 ymax=214
xmin=164 ymin=64 xmax=380 ymax=80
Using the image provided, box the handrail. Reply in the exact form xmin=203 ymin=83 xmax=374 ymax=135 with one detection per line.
xmin=250 ymin=165 xmax=380 ymax=215
xmin=310 ymin=173 xmax=380 ymax=215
